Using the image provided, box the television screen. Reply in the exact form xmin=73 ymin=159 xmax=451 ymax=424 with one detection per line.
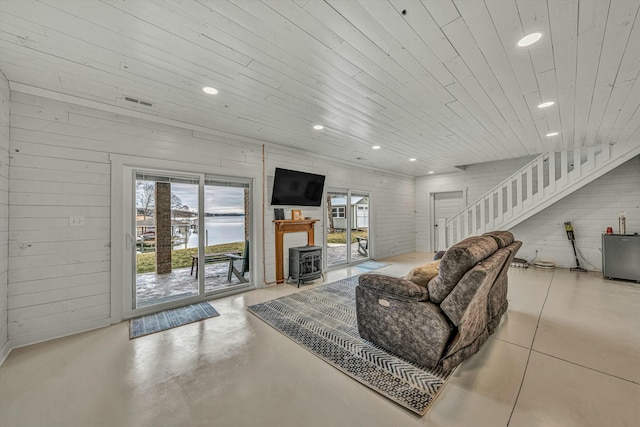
xmin=270 ymin=168 xmax=326 ymax=206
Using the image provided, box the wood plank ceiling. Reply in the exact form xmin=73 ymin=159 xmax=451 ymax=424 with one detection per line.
xmin=0 ymin=0 xmax=639 ymax=176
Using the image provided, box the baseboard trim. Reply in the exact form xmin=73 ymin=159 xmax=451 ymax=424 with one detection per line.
xmin=9 ymin=318 xmax=111 ymax=349
xmin=0 ymin=338 xmax=12 ymax=367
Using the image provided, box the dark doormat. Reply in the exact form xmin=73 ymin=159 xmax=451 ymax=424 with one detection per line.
xmin=129 ymin=302 xmax=219 ymax=339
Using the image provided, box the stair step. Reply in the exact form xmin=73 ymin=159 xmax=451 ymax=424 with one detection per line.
xmin=441 ymin=141 xmax=640 ymax=248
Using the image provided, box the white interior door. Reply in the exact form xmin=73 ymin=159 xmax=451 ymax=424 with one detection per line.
xmin=432 ymin=191 xmax=464 ymax=251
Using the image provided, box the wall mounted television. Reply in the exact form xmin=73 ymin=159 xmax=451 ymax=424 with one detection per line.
xmin=270 ymin=167 xmax=326 ymax=207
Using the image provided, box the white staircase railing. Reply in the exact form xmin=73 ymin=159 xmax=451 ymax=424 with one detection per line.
xmin=443 ymin=140 xmax=640 ymax=247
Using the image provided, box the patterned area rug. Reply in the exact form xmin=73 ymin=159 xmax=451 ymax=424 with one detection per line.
xmin=129 ymin=302 xmax=220 ymax=339
xmin=248 ymin=276 xmax=451 ymax=415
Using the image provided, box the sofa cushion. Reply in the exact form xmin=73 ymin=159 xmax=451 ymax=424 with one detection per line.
xmin=427 ymin=236 xmax=498 ymax=303
xmin=482 ymin=231 xmax=514 ymax=248
xmin=404 ymin=260 xmax=440 ymax=287
xmin=440 ymin=248 xmax=508 ymax=325
xmin=358 ymin=274 xmax=429 ymax=302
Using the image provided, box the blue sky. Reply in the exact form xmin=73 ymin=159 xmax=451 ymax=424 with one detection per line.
xmin=163 ymin=183 xmax=245 ymax=214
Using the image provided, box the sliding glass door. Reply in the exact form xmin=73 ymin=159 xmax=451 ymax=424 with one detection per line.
xmin=350 ymin=192 xmax=369 ymax=262
xmin=326 ymin=189 xmax=371 ymax=268
xmin=326 ymin=191 xmax=349 ymax=267
xmin=203 ymin=178 xmax=250 ymax=293
xmin=134 ymin=171 xmax=200 ymax=309
xmin=124 ymin=167 xmax=251 ymax=317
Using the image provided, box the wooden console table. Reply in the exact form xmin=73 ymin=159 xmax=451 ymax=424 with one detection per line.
xmin=274 ymin=219 xmax=319 ymax=283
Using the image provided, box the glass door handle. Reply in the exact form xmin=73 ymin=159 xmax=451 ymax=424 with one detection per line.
xmin=126 ymin=233 xmax=135 ymax=248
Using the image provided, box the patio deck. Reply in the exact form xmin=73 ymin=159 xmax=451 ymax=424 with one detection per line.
xmin=135 ymin=243 xmax=368 ymax=307
xmin=326 ymin=242 xmax=368 ymax=265
xmin=136 ymin=261 xmax=245 ymax=308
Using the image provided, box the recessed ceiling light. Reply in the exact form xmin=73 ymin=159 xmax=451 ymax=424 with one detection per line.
xmin=313 ymin=125 xmax=324 ymax=130
xmin=202 ymin=86 xmax=218 ymax=95
xmin=409 ymin=158 xmax=417 ymax=162
xmin=372 ymin=145 xmax=381 ymax=150
xmin=517 ymin=32 xmax=543 ymax=47
xmin=538 ymin=101 xmax=555 ymax=108
xmin=428 ymin=171 xmax=434 ymax=174
xmin=546 ymin=132 xmax=559 ymax=137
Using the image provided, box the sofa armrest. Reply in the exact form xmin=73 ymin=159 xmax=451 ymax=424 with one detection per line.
xmin=358 ymin=273 xmax=429 ymax=302
xmin=356 ymin=286 xmax=451 ymax=368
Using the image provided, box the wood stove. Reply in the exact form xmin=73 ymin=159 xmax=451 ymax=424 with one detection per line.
xmin=288 ymin=245 xmax=323 ymax=287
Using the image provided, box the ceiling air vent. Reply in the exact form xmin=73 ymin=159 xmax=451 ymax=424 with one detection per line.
xmin=123 ymin=96 xmax=153 ymax=107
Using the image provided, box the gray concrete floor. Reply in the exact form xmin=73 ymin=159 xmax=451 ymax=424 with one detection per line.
xmin=2 ymin=254 xmax=639 ymax=426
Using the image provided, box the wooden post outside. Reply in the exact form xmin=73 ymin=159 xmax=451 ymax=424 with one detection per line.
xmin=155 ymin=182 xmax=172 ymax=274
xmin=244 ymin=188 xmax=250 ymax=242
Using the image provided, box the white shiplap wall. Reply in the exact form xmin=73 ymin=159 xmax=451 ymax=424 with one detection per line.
xmin=511 ymin=156 xmax=640 ymax=270
xmin=0 ymin=71 xmax=9 ymax=362
xmin=261 ymin=152 xmax=415 ymax=282
xmin=415 ymin=155 xmax=640 ymax=269
xmin=414 ymin=156 xmax=534 ymax=251
xmin=7 ymin=91 xmax=415 ymax=347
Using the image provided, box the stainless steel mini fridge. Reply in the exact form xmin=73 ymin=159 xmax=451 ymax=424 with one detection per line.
xmin=602 ymin=234 xmax=640 ymax=282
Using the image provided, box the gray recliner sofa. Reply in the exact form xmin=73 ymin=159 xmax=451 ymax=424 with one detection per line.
xmin=355 ymin=231 xmax=521 ymax=371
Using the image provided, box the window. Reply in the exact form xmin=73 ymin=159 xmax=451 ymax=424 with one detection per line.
xmin=332 ymin=207 xmax=345 ymax=218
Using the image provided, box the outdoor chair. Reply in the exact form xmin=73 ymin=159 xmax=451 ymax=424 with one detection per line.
xmin=226 ymin=240 xmax=250 ymax=283
xmin=357 ymin=236 xmax=368 ymax=256
xmin=191 ymin=250 xmax=240 ymax=279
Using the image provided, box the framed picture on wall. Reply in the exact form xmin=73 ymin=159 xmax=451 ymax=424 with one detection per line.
xmin=291 ymin=209 xmax=302 ymax=220
xmin=274 ymin=208 xmax=285 ymax=220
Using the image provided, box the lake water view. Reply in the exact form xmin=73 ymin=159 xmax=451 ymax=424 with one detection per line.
xmin=186 ymin=216 xmax=245 ymax=248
